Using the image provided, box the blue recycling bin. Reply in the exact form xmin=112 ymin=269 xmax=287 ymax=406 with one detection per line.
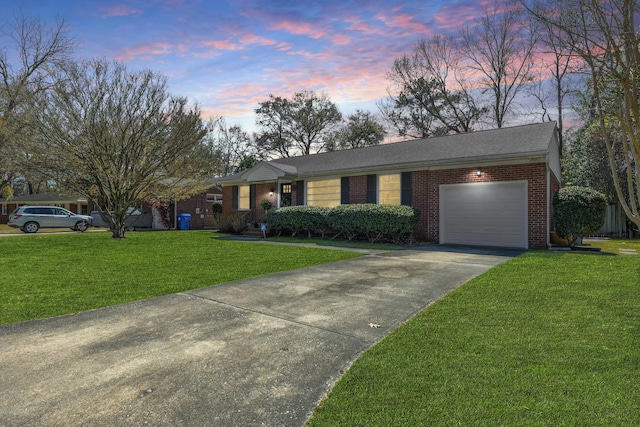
xmin=177 ymin=213 xmax=191 ymax=230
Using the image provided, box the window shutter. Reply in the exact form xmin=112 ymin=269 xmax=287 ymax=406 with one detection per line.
xmin=250 ymin=184 xmax=256 ymax=209
xmin=366 ymin=174 xmax=377 ymax=204
xmin=341 ymin=177 xmax=350 ymax=204
xmin=232 ymin=186 xmax=239 ymax=210
xmin=401 ymin=172 xmax=412 ymax=206
xmin=296 ymin=180 xmax=305 ymax=205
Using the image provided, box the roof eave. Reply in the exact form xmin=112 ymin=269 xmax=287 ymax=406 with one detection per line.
xmin=293 ymin=152 xmax=550 ymax=179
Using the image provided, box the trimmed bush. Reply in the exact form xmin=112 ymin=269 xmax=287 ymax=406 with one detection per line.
xmin=327 ymin=204 xmax=419 ymax=243
xmin=266 ymin=204 xmax=419 ymax=242
xmin=266 ymin=206 xmax=330 ymax=237
xmin=553 ymin=186 xmax=607 ymax=245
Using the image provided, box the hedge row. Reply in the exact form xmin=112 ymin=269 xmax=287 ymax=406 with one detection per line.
xmin=266 ymin=204 xmax=419 ymax=243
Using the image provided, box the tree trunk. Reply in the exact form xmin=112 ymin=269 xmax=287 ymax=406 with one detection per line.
xmin=110 ymin=225 xmax=126 ymax=239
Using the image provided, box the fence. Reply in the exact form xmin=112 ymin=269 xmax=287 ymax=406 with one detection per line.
xmin=597 ymin=203 xmax=628 ymax=237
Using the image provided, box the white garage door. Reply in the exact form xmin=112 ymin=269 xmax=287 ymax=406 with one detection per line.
xmin=440 ymin=181 xmax=528 ymax=249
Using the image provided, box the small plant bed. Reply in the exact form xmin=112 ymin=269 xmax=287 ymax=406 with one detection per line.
xmin=307 ymin=250 xmax=640 ymax=426
xmin=0 ymin=231 xmax=362 ymax=325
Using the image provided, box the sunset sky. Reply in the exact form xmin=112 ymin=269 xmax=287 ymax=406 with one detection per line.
xmin=7 ymin=0 xmax=493 ymax=130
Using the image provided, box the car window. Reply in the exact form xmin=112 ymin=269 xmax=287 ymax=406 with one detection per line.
xmin=52 ymin=208 xmax=68 ymax=216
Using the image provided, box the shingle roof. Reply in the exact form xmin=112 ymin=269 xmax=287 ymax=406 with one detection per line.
xmin=218 ymin=122 xmax=557 ymax=182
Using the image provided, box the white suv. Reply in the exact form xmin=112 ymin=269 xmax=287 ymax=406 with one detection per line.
xmin=7 ymin=206 xmax=93 ymax=233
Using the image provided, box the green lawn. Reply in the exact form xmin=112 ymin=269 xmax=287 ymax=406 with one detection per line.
xmin=307 ymin=248 xmax=640 ymax=426
xmin=0 ymin=231 xmax=362 ymax=325
xmin=266 ymin=235 xmax=404 ymax=251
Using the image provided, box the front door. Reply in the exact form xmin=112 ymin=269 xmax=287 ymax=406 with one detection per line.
xmin=280 ymin=183 xmax=292 ymax=207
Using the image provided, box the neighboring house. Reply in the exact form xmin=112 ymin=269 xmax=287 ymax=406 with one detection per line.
xmin=0 ymin=193 xmax=92 ymax=225
xmin=216 ymin=122 xmax=561 ymax=249
xmin=172 ymin=184 xmax=223 ymax=230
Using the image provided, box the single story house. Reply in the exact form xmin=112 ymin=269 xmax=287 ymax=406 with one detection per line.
xmin=216 ymin=122 xmax=561 ymax=249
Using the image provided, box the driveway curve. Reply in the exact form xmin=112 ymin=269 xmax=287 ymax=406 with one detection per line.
xmin=0 ymin=245 xmax=519 ymax=427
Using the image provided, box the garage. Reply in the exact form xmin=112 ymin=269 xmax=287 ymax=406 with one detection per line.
xmin=439 ymin=181 xmax=528 ymax=249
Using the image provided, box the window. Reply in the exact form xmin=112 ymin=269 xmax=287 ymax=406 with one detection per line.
xmin=206 ymin=193 xmax=222 ymax=204
xmin=307 ymin=179 xmax=341 ymax=207
xmin=379 ymin=174 xmax=401 ymax=205
xmin=238 ymin=185 xmax=251 ymax=210
xmin=1 ymin=204 xmax=6 ymax=215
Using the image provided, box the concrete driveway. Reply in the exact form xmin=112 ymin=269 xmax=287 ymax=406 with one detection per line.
xmin=0 ymin=245 xmax=519 ymax=426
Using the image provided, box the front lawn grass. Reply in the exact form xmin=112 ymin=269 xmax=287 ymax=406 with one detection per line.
xmin=266 ymin=236 xmax=403 ymax=251
xmin=0 ymin=231 xmax=362 ymax=325
xmin=584 ymin=237 xmax=640 ymax=254
xmin=307 ymin=250 xmax=640 ymax=426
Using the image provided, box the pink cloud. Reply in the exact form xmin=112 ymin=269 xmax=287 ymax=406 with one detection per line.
xmin=332 ymin=33 xmax=351 ymax=45
xmin=240 ymin=33 xmax=292 ymax=51
xmin=201 ymin=39 xmax=240 ymax=50
xmin=434 ymin=5 xmax=483 ymax=29
xmin=375 ymin=12 xmax=431 ymax=37
xmin=116 ymin=41 xmax=173 ymax=61
xmin=268 ymin=20 xmax=327 ymax=40
xmin=100 ymin=5 xmax=143 ymax=18
xmin=343 ymin=15 xmax=388 ymax=36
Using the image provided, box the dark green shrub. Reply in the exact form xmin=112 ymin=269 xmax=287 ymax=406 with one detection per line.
xmin=553 ymin=186 xmax=607 ymax=245
xmin=260 ymin=198 xmax=272 ymax=211
xmin=210 ymin=203 xmax=222 ymax=214
xmin=267 ymin=204 xmax=419 ymax=242
xmin=327 ymin=204 xmax=418 ymax=242
xmin=266 ymin=206 xmax=330 ymax=237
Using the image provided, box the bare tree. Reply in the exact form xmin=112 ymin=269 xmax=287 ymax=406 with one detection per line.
xmin=0 ymin=10 xmax=75 ymax=191
xmin=381 ymin=34 xmax=487 ymax=139
xmin=526 ymin=9 xmax=582 ymax=154
xmin=525 ymin=0 xmax=640 ymax=230
xmin=461 ymin=0 xmax=538 ymax=128
xmin=255 ymin=90 xmax=342 ymax=157
xmin=27 ymin=60 xmax=208 ymax=238
xmin=203 ymin=117 xmax=256 ymax=176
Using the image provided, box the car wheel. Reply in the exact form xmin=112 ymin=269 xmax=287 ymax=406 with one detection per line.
xmin=74 ymin=220 xmax=89 ymax=232
xmin=23 ymin=222 xmax=39 ymax=233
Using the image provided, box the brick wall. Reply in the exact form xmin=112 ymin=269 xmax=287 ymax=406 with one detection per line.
xmin=221 ymin=182 xmax=276 ymax=222
xmin=255 ymin=182 xmax=276 ymax=219
xmin=175 ymin=191 xmax=219 ymax=229
xmin=411 ymin=170 xmax=430 ymax=240
xmin=549 ymin=171 xmax=561 ymax=232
